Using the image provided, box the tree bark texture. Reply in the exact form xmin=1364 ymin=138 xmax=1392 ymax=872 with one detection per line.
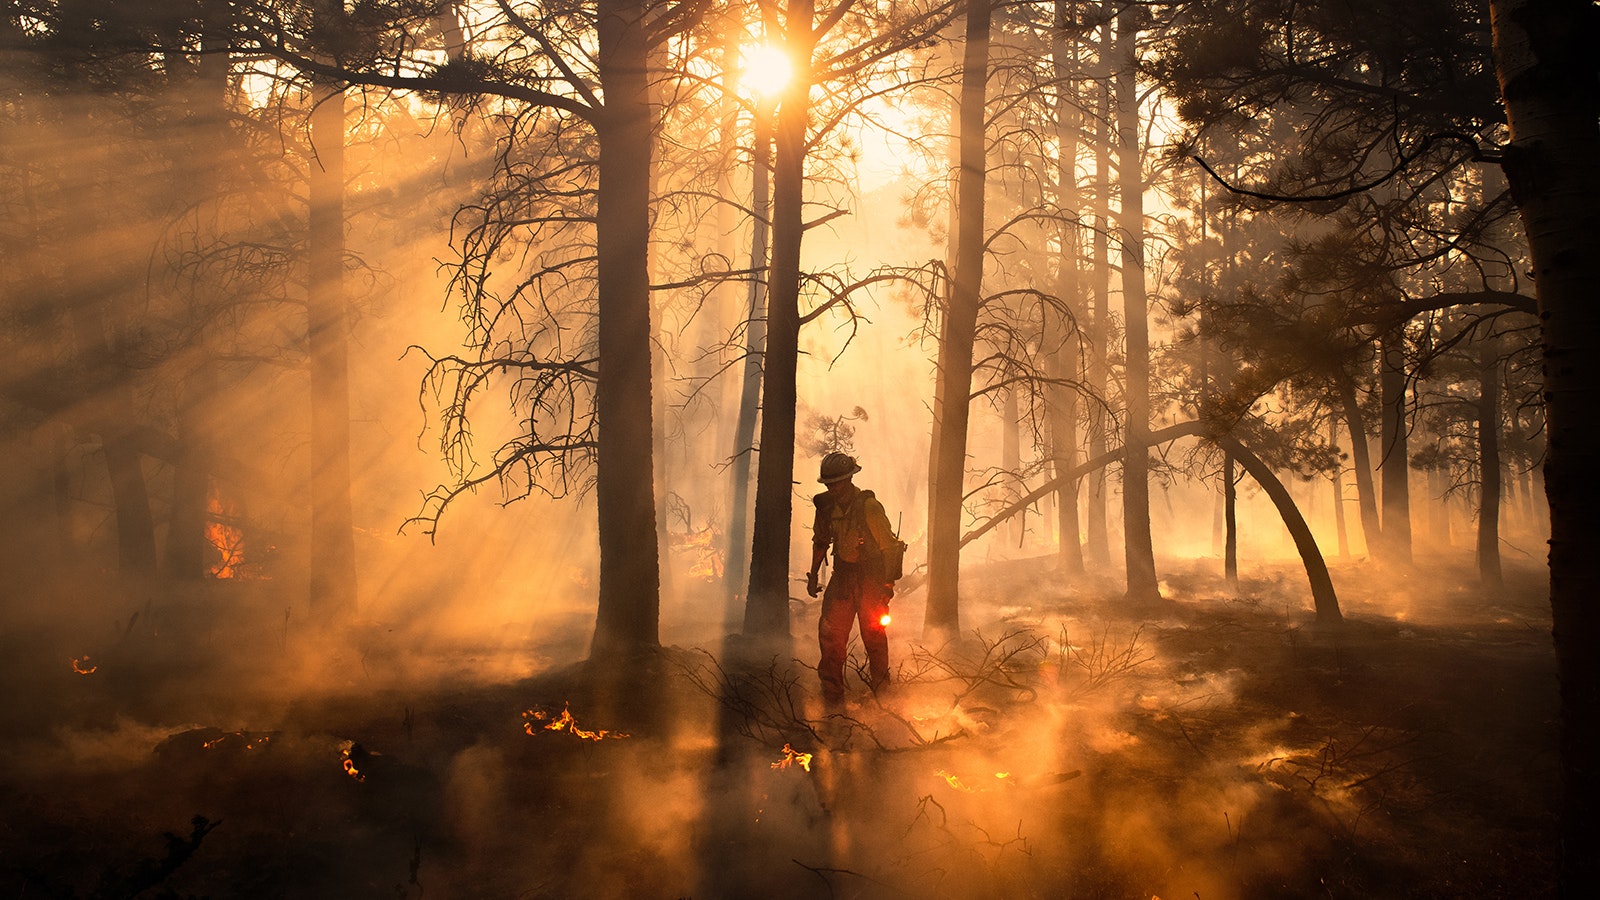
xmin=1491 ymin=4 xmax=1600 ymax=888
xmin=924 ymin=0 xmax=991 ymax=639
xmin=590 ymin=0 xmax=661 ymax=652
xmin=745 ymin=0 xmax=816 ymax=639
xmin=1114 ymin=6 xmax=1157 ymax=600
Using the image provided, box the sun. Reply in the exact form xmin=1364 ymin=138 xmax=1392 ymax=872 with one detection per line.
xmin=740 ymin=42 xmax=793 ymax=97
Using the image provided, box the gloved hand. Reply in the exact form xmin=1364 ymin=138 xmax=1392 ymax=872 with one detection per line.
xmin=806 ymin=570 xmax=821 ymax=597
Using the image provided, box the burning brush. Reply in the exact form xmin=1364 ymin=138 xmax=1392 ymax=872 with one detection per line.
xmin=522 ymin=704 xmax=629 ymax=741
xmin=70 ymin=656 xmax=98 ymax=675
xmin=771 ymin=743 xmax=814 ymax=773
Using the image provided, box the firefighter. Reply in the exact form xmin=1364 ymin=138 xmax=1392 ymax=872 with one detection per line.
xmin=806 ymin=452 xmax=899 ymax=707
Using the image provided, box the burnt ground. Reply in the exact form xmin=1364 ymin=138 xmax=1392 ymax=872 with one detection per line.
xmin=0 ymin=553 xmax=1558 ymax=899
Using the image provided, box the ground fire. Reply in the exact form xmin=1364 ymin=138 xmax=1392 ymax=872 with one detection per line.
xmin=522 ymin=704 xmax=629 ymax=741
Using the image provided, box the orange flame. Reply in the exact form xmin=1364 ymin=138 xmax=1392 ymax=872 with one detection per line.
xmin=205 ymin=480 xmax=246 ymax=579
xmin=771 ymin=743 xmax=814 ymax=773
xmin=522 ymin=704 xmax=629 ymax=741
xmin=879 ymin=613 xmax=892 ymax=627
xmin=676 ymin=526 xmax=724 ymax=582
xmin=71 ymin=656 xmax=97 ymax=675
xmin=339 ymin=740 xmax=365 ymax=782
xmin=937 ymin=769 xmax=1012 ymax=792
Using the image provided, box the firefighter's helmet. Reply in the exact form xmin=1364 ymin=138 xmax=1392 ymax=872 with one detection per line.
xmin=818 ymin=452 xmax=861 ymax=484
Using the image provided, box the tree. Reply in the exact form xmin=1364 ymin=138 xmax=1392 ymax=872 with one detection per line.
xmin=741 ymin=0 xmax=951 ymax=640
xmin=238 ymin=1 xmax=675 ymax=653
xmin=923 ymin=0 xmax=992 ymax=639
xmin=306 ymin=0 xmax=358 ymax=620
xmin=1112 ymin=1 xmax=1156 ymax=601
xmin=1160 ymin=0 xmax=1600 ymax=885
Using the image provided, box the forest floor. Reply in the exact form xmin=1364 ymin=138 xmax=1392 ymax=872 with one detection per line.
xmin=0 ymin=552 xmax=1559 ymax=899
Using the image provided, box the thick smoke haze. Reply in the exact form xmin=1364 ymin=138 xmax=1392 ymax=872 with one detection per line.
xmin=0 ymin=4 xmax=1564 ymax=897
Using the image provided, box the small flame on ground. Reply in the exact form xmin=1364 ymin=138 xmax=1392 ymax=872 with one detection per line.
xmin=937 ymin=769 xmax=1012 ymax=792
xmin=203 ymin=732 xmax=271 ymax=751
xmin=523 ymin=704 xmax=629 ymax=741
xmin=71 ymin=656 xmax=97 ymax=675
xmin=879 ymin=613 xmax=892 ymax=627
xmin=771 ymin=743 xmax=814 ymax=773
xmin=339 ymin=741 xmax=365 ymax=782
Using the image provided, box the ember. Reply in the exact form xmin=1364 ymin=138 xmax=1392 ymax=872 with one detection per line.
xmin=771 ymin=743 xmax=814 ymax=773
xmin=879 ymin=613 xmax=892 ymax=627
xmin=202 ymin=732 xmax=272 ymax=751
xmin=70 ymin=656 xmax=97 ymax=675
xmin=522 ymin=704 xmax=629 ymax=741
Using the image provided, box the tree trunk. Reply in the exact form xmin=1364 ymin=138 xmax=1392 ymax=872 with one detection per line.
xmin=1212 ymin=434 xmax=1342 ymax=624
xmin=924 ymin=0 xmax=991 ymax=639
xmin=1337 ymin=370 xmax=1382 ymax=557
xmin=744 ymin=0 xmax=816 ymax=639
xmin=964 ymin=421 xmax=1339 ymax=623
xmin=1378 ymin=328 xmax=1413 ymax=563
xmin=590 ymin=0 xmax=661 ymax=652
xmin=307 ymin=35 xmax=358 ymax=620
xmin=166 ymin=5 xmax=230 ymax=581
xmin=1084 ymin=6 xmax=1112 ymax=567
xmin=1491 ymin=2 xmax=1600 ymax=889
xmin=1331 ymin=419 xmax=1350 ymax=559
xmin=1049 ymin=0 xmax=1084 ymax=574
xmin=1477 ymin=337 xmax=1505 ymax=587
xmin=1224 ymin=454 xmax=1238 ymax=590
xmin=1001 ymin=387 xmax=1021 ymax=548
xmin=724 ymin=101 xmax=771 ymax=625
xmin=1114 ymin=5 xmax=1157 ymax=600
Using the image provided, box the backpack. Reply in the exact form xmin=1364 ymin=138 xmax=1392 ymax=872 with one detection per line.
xmin=845 ymin=490 xmax=906 ymax=582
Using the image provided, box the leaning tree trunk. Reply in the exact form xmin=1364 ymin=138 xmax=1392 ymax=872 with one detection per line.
xmin=1113 ymin=5 xmax=1157 ymax=600
xmin=964 ymin=421 xmax=1341 ymax=623
xmin=590 ymin=0 xmax=661 ymax=653
xmin=1491 ymin=1 xmax=1600 ymax=891
xmin=1211 ymin=433 xmax=1341 ymax=624
xmin=307 ymin=45 xmax=358 ymax=621
xmin=744 ymin=0 xmax=816 ymax=639
xmin=1377 ymin=328 xmax=1413 ymax=564
xmin=924 ymin=0 xmax=992 ymax=639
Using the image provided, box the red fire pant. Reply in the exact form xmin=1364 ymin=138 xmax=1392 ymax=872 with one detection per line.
xmin=817 ymin=559 xmax=892 ymax=703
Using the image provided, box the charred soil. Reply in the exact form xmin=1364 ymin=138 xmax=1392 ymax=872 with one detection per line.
xmin=0 ymin=554 xmax=1558 ymax=898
